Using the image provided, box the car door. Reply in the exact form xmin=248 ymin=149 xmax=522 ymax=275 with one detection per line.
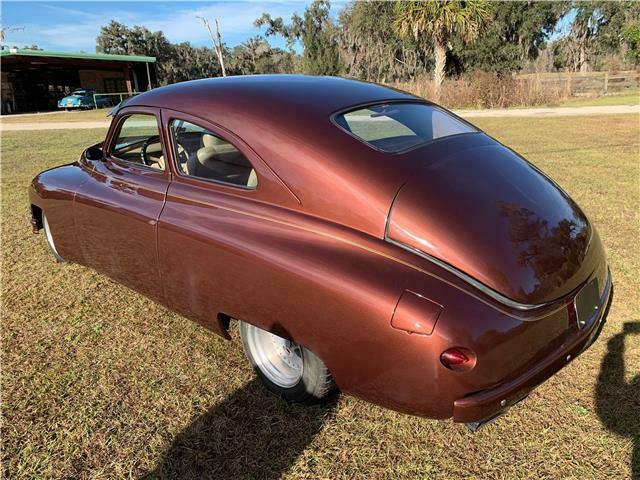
xmin=157 ymin=109 xmax=300 ymax=336
xmin=74 ymin=107 xmax=171 ymax=304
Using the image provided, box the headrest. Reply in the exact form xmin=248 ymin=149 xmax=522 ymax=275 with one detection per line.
xmin=202 ymin=134 xmax=226 ymax=148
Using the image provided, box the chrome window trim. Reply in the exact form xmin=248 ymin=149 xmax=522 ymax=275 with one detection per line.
xmin=384 ymin=236 xmax=547 ymax=311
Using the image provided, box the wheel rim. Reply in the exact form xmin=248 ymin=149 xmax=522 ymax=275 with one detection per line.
xmin=245 ymin=324 xmax=304 ymax=388
xmin=43 ymin=214 xmax=60 ymax=257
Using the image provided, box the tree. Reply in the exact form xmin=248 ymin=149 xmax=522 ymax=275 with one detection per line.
xmin=0 ymin=25 xmax=24 ymax=46
xmin=339 ymin=1 xmax=431 ymax=82
xmin=451 ymin=1 xmax=568 ymax=72
xmin=622 ymin=22 xmax=640 ymax=62
xmin=197 ymin=16 xmax=227 ymax=77
xmin=97 ymin=21 xmax=224 ymax=85
xmin=394 ymin=0 xmax=491 ymax=99
xmin=255 ymin=0 xmax=341 ymax=75
xmin=559 ymin=1 xmax=639 ymax=72
xmin=229 ymin=36 xmax=294 ymax=75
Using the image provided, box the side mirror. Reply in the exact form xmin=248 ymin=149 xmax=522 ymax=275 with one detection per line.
xmin=85 ymin=146 xmax=103 ymax=161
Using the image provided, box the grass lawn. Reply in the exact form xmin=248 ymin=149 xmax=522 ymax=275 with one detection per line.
xmin=557 ymin=92 xmax=639 ymax=107
xmin=2 ymin=115 xmax=639 ymax=479
xmin=0 ymin=108 xmax=111 ymax=124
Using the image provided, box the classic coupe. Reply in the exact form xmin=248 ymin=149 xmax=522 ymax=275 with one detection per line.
xmin=58 ymin=88 xmax=110 ymax=110
xmin=29 ymin=75 xmax=612 ymax=429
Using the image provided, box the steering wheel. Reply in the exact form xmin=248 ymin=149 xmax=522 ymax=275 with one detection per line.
xmin=140 ymin=135 xmax=161 ymax=166
xmin=174 ymin=139 xmax=189 ymax=170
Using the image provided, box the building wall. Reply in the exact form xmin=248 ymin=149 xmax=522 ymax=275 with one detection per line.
xmin=78 ymin=70 xmax=126 ymax=93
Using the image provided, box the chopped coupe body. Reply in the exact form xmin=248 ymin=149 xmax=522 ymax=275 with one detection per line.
xmin=29 ymin=75 xmax=612 ymax=427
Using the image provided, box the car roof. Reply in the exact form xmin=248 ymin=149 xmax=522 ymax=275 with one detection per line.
xmin=123 ymin=75 xmax=430 ymax=237
xmin=127 ymin=75 xmax=417 ymax=119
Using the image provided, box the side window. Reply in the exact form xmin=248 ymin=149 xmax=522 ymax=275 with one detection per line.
xmin=170 ymin=119 xmax=258 ymax=189
xmin=111 ymin=114 xmax=164 ymax=170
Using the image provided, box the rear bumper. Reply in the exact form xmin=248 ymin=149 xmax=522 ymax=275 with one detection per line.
xmin=453 ymin=273 xmax=613 ymax=424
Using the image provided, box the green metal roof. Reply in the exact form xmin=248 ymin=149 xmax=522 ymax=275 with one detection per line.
xmin=0 ymin=48 xmax=155 ymax=63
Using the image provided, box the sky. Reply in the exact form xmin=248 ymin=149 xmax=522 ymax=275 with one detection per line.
xmin=0 ymin=1 xmax=347 ymax=52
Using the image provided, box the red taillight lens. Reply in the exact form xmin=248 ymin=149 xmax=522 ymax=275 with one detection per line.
xmin=440 ymin=347 xmax=476 ymax=371
xmin=440 ymin=348 xmax=469 ymax=367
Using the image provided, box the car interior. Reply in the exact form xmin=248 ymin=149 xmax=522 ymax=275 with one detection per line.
xmin=170 ymin=120 xmax=257 ymax=188
xmin=110 ymin=114 xmax=166 ymax=170
xmin=109 ymin=116 xmax=257 ymax=189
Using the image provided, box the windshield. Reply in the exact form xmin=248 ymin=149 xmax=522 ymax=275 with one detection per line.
xmin=333 ymin=103 xmax=477 ymax=153
xmin=72 ymin=90 xmax=90 ymax=96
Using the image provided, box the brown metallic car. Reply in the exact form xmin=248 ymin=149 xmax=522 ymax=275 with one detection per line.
xmin=29 ymin=75 xmax=612 ymax=429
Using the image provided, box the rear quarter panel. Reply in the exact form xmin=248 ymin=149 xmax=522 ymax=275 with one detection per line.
xmin=157 ymin=182 xmax=590 ymax=419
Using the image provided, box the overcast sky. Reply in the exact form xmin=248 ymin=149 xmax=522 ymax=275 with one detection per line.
xmin=1 ymin=1 xmax=348 ymax=52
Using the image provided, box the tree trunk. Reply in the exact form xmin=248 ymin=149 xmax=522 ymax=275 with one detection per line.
xmin=579 ymin=42 xmax=589 ymax=73
xmin=433 ymin=40 xmax=446 ymax=101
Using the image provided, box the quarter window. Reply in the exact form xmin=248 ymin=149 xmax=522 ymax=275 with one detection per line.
xmin=334 ymin=103 xmax=476 ymax=153
xmin=111 ymin=114 xmax=164 ymax=170
xmin=170 ymin=119 xmax=257 ymax=189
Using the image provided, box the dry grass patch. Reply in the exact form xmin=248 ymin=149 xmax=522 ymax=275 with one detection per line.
xmin=2 ymin=115 xmax=639 ymax=479
xmin=0 ymin=109 xmax=111 ymax=124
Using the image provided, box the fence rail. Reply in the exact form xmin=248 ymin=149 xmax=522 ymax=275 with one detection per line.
xmin=92 ymin=91 xmax=140 ymax=109
xmin=515 ymin=70 xmax=639 ymax=95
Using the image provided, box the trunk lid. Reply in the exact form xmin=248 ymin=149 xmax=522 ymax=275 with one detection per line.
xmin=387 ymin=142 xmax=598 ymax=305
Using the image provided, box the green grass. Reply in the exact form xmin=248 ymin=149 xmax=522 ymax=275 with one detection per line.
xmin=2 ymin=115 xmax=639 ymax=479
xmin=558 ymin=92 xmax=639 ymax=107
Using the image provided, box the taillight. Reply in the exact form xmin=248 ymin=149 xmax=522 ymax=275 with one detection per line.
xmin=440 ymin=347 xmax=476 ymax=371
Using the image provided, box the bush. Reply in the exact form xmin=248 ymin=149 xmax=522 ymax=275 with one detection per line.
xmin=392 ymin=71 xmax=571 ymax=109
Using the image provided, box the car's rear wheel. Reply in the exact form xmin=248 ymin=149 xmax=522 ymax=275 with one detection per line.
xmin=42 ymin=213 xmax=65 ymax=262
xmin=239 ymin=321 xmax=335 ymax=403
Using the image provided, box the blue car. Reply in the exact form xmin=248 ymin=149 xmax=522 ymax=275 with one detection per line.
xmin=58 ymin=89 xmax=110 ymax=110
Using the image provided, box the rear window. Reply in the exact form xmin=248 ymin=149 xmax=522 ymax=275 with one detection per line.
xmin=333 ymin=103 xmax=476 ymax=153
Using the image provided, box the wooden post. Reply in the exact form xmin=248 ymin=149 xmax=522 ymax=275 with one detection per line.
xmin=123 ymin=67 xmax=132 ymax=94
xmin=604 ymin=72 xmax=609 ymax=94
xmin=146 ymin=62 xmax=152 ymax=90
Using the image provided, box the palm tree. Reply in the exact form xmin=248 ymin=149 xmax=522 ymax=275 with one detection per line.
xmin=394 ymin=0 xmax=491 ymax=100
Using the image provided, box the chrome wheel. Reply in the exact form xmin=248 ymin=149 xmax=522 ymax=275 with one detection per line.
xmin=243 ymin=323 xmax=304 ymax=388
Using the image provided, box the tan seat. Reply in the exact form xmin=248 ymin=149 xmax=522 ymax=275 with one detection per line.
xmin=195 ymin=134 xmax=257 ymax=187
xmin=247 ymin=168 xmax=257 ymax=188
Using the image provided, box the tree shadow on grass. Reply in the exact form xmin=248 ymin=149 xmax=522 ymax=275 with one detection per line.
xmin=144 ymin=378 xmax=337 ymax=480
xmin=595 ymin=321 xmax=640 ymax=480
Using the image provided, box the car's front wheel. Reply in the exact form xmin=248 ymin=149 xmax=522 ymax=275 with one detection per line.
xmin=239 ymin=321 xmax=335 ymax=404
xmin=42 ymin=213 xmax=65 ymax=262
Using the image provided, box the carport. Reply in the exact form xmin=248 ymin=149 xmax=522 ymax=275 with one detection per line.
xmin=0 ymin=48 xmax=156 ymax=113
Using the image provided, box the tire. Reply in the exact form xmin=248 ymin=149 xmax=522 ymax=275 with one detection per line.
xmin=42 ymin=213 xmax=65 ymax=262
xmin=239 ymin=321 xmax=335 ymax=404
